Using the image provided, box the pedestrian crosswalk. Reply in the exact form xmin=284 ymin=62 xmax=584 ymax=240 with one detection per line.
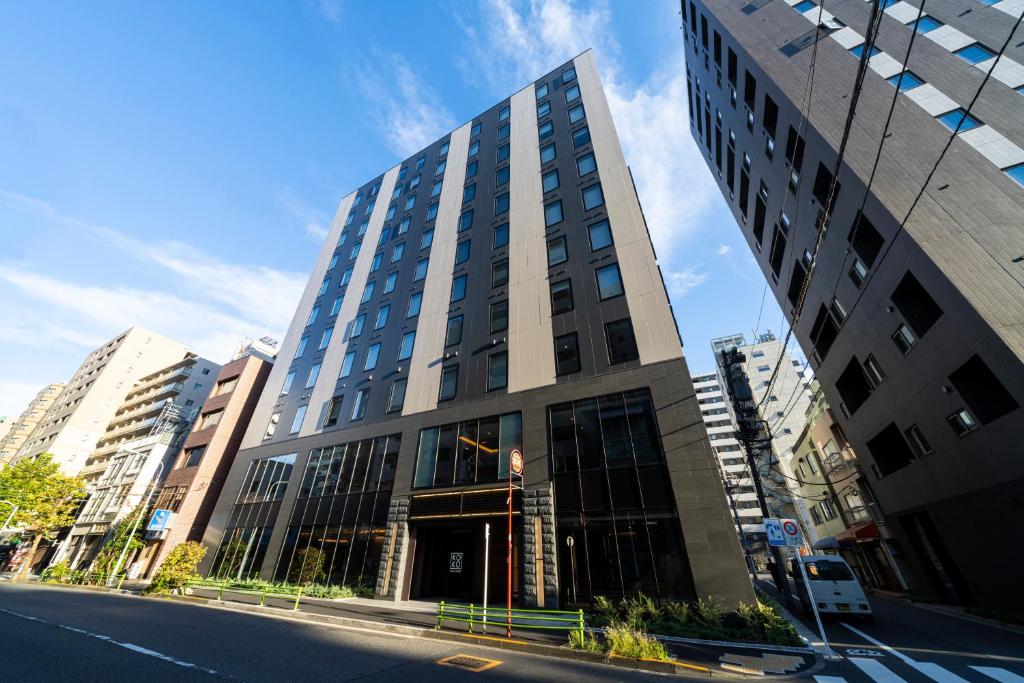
xmin=815 ymin=661 xmax=1024 ymax=683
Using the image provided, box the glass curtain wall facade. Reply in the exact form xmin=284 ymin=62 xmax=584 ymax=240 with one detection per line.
xmin=413 ymin=413 xmax=522 ymax=489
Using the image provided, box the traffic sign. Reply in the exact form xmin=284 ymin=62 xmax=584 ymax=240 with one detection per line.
xmin=510 ymin=449 xmax=523 ymax=476
xmin=765 ymin=518 xmax=803 ymax=547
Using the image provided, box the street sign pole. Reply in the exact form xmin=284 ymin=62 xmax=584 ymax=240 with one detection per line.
xmin=797 ymin=554 xmax=839 ymax=660
xmin=507 ymin=449 xmax=524 ymax=638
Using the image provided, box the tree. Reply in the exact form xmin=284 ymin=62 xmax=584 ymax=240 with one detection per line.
xmin=0 ymin=454 xmax=86 ymax=579
xmin=146 ymin=541 xmax=206 ymax=594
xmin=91 ymin=503 xmax=147 ymax=581
xmin=288 ymin=546 xmax=326 ymax=585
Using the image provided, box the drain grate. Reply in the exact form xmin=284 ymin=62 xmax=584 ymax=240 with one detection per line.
xmin=436 ymin=654 xmax=502 ymax=672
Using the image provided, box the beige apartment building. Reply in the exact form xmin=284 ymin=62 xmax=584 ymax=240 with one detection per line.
xmin=0 ymin=383 xmax=65 ymax=466
xmin=12 ymin=327 xmax=191 ymax=476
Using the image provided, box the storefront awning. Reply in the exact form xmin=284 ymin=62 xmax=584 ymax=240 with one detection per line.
xmin=835 ymin=521 xmax=880 ymax=542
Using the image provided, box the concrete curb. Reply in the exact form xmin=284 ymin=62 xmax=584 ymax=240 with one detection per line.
xmin=904 ymin=602 xmax=1024 ymax=637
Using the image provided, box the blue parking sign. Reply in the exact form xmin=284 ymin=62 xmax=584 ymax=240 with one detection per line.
xmin=147 ymin=509 xmax=172 ymax=531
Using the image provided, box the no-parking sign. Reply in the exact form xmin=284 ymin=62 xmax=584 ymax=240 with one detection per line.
xmin=765 ymin=518 xmax=803 ymax=547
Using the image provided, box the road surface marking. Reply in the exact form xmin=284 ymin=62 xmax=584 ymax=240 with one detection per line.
xmin=0 ymin=607 xmax=228 ymax=678
xmin=849 ymin=657 xmax=908 ymax=683
xmin=970 ymin=667 xmax=1024 ymax=683
xmin=814 ymin=676 xmax=848 ymax=683
xmin=843 ymin=623 xmax=970 ymax=683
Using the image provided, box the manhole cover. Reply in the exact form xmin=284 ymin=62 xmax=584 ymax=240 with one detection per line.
xmin=436 ymin=654 xmax=502 ymax=672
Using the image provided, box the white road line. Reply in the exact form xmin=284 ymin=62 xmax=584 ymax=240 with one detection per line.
xmin=0 ymin=607 xmax=227 ymax=677
xmin=971 ymin=667 xmax=1024 ymax=683
xmin=814 ymin=676 xmax=849 ymax=683
xmin=849 ymin=657 xmax=908 ymax=683
xmin=842 ymin=623 xmax=971 ymax=683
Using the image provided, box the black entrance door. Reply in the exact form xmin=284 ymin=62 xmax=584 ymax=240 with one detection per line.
xmin=408 ymin=519 xmax=514 ymax=603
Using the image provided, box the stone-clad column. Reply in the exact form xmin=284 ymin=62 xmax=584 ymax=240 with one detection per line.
xmin=522 ymin=484 xmax=558 ymax=607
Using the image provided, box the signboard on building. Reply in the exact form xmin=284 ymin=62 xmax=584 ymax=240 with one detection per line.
xmin=765 ymin=518 xmax=803 ymax=547
xmin=449 ymin=552 xmax=463 ymax=573
xmin=147 ymin=509 xmax=173 ymax=532
xmin=510 ymin=449 xmax=524 ymax=476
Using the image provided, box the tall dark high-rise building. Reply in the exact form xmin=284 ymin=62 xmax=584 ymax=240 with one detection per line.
xmin=201 ymin=50 xmax=754 ymax=608
xmin=683 ymin=0 xmax=1024 ymax=609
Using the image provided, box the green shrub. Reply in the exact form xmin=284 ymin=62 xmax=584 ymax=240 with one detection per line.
xmin=287 ymin=547 xmax=327 ymax=585
xmin=567 ymin=629 xmax=603 ymax=653
xmin=42 ymin=560 xmax=71 ymax=583
xmin=590 ymin=595 xmax=617 ymax=626
xmin=146 ymin=542 xmax=206 ymax=595
xmin=604 ymin=622 xmax=669 ymax=660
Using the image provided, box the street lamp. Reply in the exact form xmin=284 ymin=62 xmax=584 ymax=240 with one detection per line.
xmin=0 ymin=500 xmax=18 ymax=536
xmin=107 ymin=455 xmax=166 ymax=586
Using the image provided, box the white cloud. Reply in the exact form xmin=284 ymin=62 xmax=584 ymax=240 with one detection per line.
xmin=277 ymin=191 xmax=330 ymax=240
xmin=357 ymin=53 xmax=456 ymax=158
xmin=665 ymin=267 xmax=709 ymax=298
xmin=717 ymin=244 xmax=732 ymax=256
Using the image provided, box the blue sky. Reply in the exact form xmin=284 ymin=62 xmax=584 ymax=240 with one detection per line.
xmin=0 ymin=0 xmax=784 ymax=417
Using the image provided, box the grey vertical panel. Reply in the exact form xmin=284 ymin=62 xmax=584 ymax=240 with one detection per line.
xmin=403 ymin=123 xmax=472 ymax=414
xmin=508 ymin=85 xmax=556 ymax=392
xmin=301 ymin=167 xmax=400 ymax=435
xmin=241 ymin=192 xmax=358 ymax=449
xmin=574 ymin=51 xmax=684 ymax=365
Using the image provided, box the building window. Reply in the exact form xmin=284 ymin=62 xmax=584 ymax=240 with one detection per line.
xmin=391 ymin=242 xmax=405 ymax=263
xmin=541 ymin=143 xmax=556 ymax=164
xmin=466 ymin=160 xmax=478 ymax=178
xmin=383 ymin=271 xmax=398 ymax=294
xmin=340 ymin=351 xmax=355 ymax=378
xmin=351 ymin=389 xmax=369 ymax=421
xmin=427 ymin=203 xmax=439 ymax=220
xmin=948 ymin=408 xmax=978 ymax=436
xmin=572 ymin=126 xmax=591 ymax=148
xmin=281 ymin=371 xmax=296 ymax=395
xmin=289 ymin=405 xmax=307 ymax=434
xmin=435 ymin=159 xmax=446 ymax=176
xmin=562 ymin=65 xmax=576 ymax=82
xmin=539 ymin=121 xmax=554 ymax=140
xmin=892 ymin=271 xmax=943 ymax=339
xmin=954 ymin=43 xmax=995 ymax=64
xmin=536 ymin=82 xmax=549 ymax=98
xmin=494 ymin=192 xmax=510 ymax=214
xmin=455 ymin=240 xmax=471 ymax=265
xmin=564 ymin=83 xmax=581 ymax=102
xmin=554 ymin=333 xmax=581 ymax=375
xmin=492 ymin=259 xmax=509 ymax=287
xmin=364 ymin=343 xmax=381 ymax=371
xmin=330 ymin=296 xmax=343 ymax=316
xmin=496 ymin=165 xmax=510 ymax=186
xmin=350 ymin=313 xmax=365 ymax=338
xmin=306 ymin=362 xmax=321 ymax=389
xmin=181 ymin=446 xmax=205 ymax=468
xmin=317 ymin=328 xmax=332 ymax=351
xmin=908 ymin=15 xmax=942 ymax=33
xmin=576 ymin=152 xmax=596 ymax=177
xmin=904 ymin=425 xmax=932 ymax=456
xmin=550 ymin=279 xmax=574 ymax=314
xmin=451 ymin=274 xmax=467 ymax=302
xmin=547 ymin=236 xmax=568 ymax=267
xmin=341 ymin=266 xmax=353 ymax=285
xmin=294 ymin=336 xmax=308 ymax=359
xmin=370 ymin=252 xmax=383 ymax=273
xmin=892 ymin=323 xmax=917 ymax=354
xmin=398 ymin=331 xmax=416 ymax=361
xmin=849 ymin=43 xmax=881 ymax=59
xmin=494 ymin=223 xmax=510 ymax=248
xmin=936 ymin=108 xmax=982 ymax=132
xmin=322 ymin=396 xmax=344 ymax=428
xmin=948 ymin=354 xmax=1020 ymax=426
xmin=596 ymin=263 xmax=624 ymax=300
xmin=361 ymin=281 xmax=375 ymax=304
xmin=588 ymin=219 xmax=613 ymax=250
xmin=388 ymin=379 xmax=407 ymax=413
xmin=374 ymin=304 xmax=390 ymax=330
xmin=605 ymin=318 xmax=640 ymax=364
xmin=888 ymin=71 xmax=924 ymax=91
xmin=497 ymin=123 xmax=510 ymax=140
xmin=568 ymin=104 xmax=586 ymax=124
xmin=497 ymin=143 xmax=510 ymax=161
xmin=545 ymin=201 xmax=563 ymax=227
xmin=471 ymin=122 xmax=482 ymax=137
xmin=307 ymin=305 xmax=320 ymax=326
xmin=463 ymin=183 xmax=476 ymax=203
xmin=542 ymin=169 xmax=560 ymax=193
xmin=863 ymin=354 xmax=885 ymax=388
xmin=537 ymin=100 xmax=551 ymax=117
xmin=439 ymin=365 xmax=459 ymax=401
xmin=446 ymin=315 xmax=463 ymax=346
xmin=582 ymin=183 xmax=605 ymax=211
xmin=487 ymin=352 xmax=508 ymax=391
xmin=318 ymin=277 xmax=330 ymax=297
xmin=1005 ymin=163 xmax=1024 ymax=186
xmin=413 ymin=412 xmax=521 ymax=489
xmin=407 ymin=291 xmax=422 ymax=318
xmin=489 ymin=300 xmax=509 ymax=334
xmin=459 ymin=209 xmax=474 ymax=232
xmin=421 ymin=228 xmax=434 ymax=250
xmin=414 ymin=257 xmax=429 ymax=281
xmin=406 ymin=194 xmax=417 ymax=210
xmin=794 ymin=0 xmax=815 ymax=11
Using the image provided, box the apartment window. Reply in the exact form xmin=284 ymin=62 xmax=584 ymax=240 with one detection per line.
xmin=357 ymin=220 xmax=368 ymax=236
xmin=421 ymin=228 xmax=434 ymax=250
xmin=451 ymin=274 xmax=467 ymax=302
xmin=385 ymin=205 xmax=396 ymax=221
xmin=439 ymin=140 xmax=450 ymax=156
xmin=490 ymin=224 xmax=509 ymax=250
xmin=830 ymin=296 xmax=847 ymax=324
xmin=351 ymin=313 xmax=365 ymax=338
xmin=430 ymin=180 xmax=442 ymax=198
xmin=955 ymin=43 xmax=995 ymax=64
xmin=264 ymin=413 xmax=280 ymax=440
xmin=387 ymin=379 xmax=407 ymax=413
xmin=539 ymin=121 xmax=554 ymax=140
xmin=892 ymin=323 xmax=917 ymax=354
xmin=568 ymin=104 xmax=586 ymax=124
xmin=341 ymin=266 xmax=353 ymax=285
xmin=794 ymin=0 xmax=815 ymax=11
xmin=537 ymin=100 xmax=551 ymax=117
xmin=562 ymin=65 xmax=576 ymax=83
xmin=542 ymin=169 xmax=560 ymax=193
xmin=435 ymin=159 xmax=446 ymax=176
xmin=374 ymin=304 xmax=390 ymax=330
xmin=536 ymin=82 xmax=549 ymax=98
xmin=361 ymin=281 xmax=375 ymax=304
xmin=398 ymin=331 xmax=416 ymax=361
xmin=949 ymin=354 xmax=1020 ymax=426
xmin=439 ymin=365 xmax=459 ymax=401
xmin=905 ymin=425 xmax=932 ymax=457
xmin=330 ymin=296 xmax=343 ymax=316
xmin=289 ymin=405 xmax=307 ymax=434
xmin=304 ymin=362 xmax=321 ymax=389
xmin=836 ymin=357 xmax=872 ymax=415
xmin=540 ymin=143 xmax=556 ymax=164
xmin=605 ymin=318 xmax=640 ymax=364
xmin=463 ymin=183 xmax=476 ymax=203
xmin=410 ymin=175 xmax=421 ymax=189
xmin=427 ymin=203 xmax=439 ymax=220
xmin=1005 ymin=162 xmax=1024 ymax=186
xmin=281 ymin=371 xmax=296 ymax=395
xmin=588 ymin=219 xmax=613 ymax=251
xmin=350 ymin=389 xmax=369 ymax=421
xmin=576 ymin=152 xmax=596 ymax=177
xmin=445 ymin=315 xmax=463 ymax=346
xmin=455 ymin=240 xmax=471 ymax=265
xmin=405 ymin=194 xmax=417 ymax=211
xmin=892 ymin=271 xmax=943 ymax=338
xmin=545 ymin=201 xmax=563 ymax=226
xmin=550 ymin=279 xmax=574 ymax=314
xmin=459 ymin=209 xmax=474 ymax=232
xmin=318 ymin=277 xmax=330 ymax=297
xmin=888 ymin=71 xmax=924 ymax=91
xmin=849 ymin=43 xmax=881 ymax=59
xmin=340 ymin=351 xmax=355 ymax=378
xmin=414 ymin=257 xmax=429 ymax=281
xmin=468 ymin=141 xmax=480 ymax=158
xmin=388 ymin=243 xmax=403 ymax=264
xmin=554 ymin=333 xmax=581 ymax=375
xmin=466 ymin=160 xmax=479 ymax=178
xmin=497 ymin=143 xmax=510 ymax=161
xmin=565 ymin=84 xmax=581 ymax=102
xmin=937 ymin=108 xmax=982 ymax=132
xmin=948 ymin=409 xmax=978 ymax=436
xmin=596 ymin=263 xmax=624 ymax=300
xmin=572 ymin=126 xmax=591 ymax=148
xmin=294 ymin=336 xmax=308 ymax=359
xmin=214 ymin=376 xmax=238 ymax=396
xmin=908 ymin=15 xmax=943 ymax=33
xmin=495 ymin=192 xmax=510 ymax=214
xmin=582 ymin=183 xmax=605 ymax=211
xmin=307 ymin=305 xmax=320 ymax=326
xmin=407 ymin=291 xmax=423 ymax=318
xmin=849 ymin=259 xmax=869 ymax=287
xmin=383 ymin=271 xmax=398 ymax=294
xmin=492 ymin=258 xmax=509 ymax=287
xmin=498 ymin=123 xmax=510 ymax=140
xmin=323 ymin=396 xmax=343 ymax=427
xmin=360 ymin=343 xmax=380 ymax=371
xmin=370 ymin=252 xmax=383 ymax=273
xmin=547 ymin=236 xmax=568 ymax=266
xmin=812 ymin=162 xmax=839 ymax=205
xmin=498 ymin=104 xmax=510 ymax=121
xmin=490 ymin=300 xmax=509 ymax=334
xmin=471 ymin=122 xmax=482 ymax=137
xmin=487 ymin=351 xmax=508 ymax=391
xmin=318 ymin=327 xmax=332 ymax=350
xmin=496 ymin=165 xmax=510 ymax=186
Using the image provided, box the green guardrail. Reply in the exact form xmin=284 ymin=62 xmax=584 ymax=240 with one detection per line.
xmin=187 ymin=578 xmax=303 ymax=610
xmin=436 ymin=601 xmax=584 ymax=640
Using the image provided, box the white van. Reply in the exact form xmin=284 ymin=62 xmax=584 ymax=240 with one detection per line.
xmin=790 ymin=555 xmax=873 ymax=621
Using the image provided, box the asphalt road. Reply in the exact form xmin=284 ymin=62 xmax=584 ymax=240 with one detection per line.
xmin=758 ymin=580 xmax=1024 ymax=683
xmin=0 ymin=583 xmax=673 ymax=682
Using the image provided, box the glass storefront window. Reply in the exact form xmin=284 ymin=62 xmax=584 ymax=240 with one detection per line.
xmin=413 ymin=412 xmax=522 ymax=489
